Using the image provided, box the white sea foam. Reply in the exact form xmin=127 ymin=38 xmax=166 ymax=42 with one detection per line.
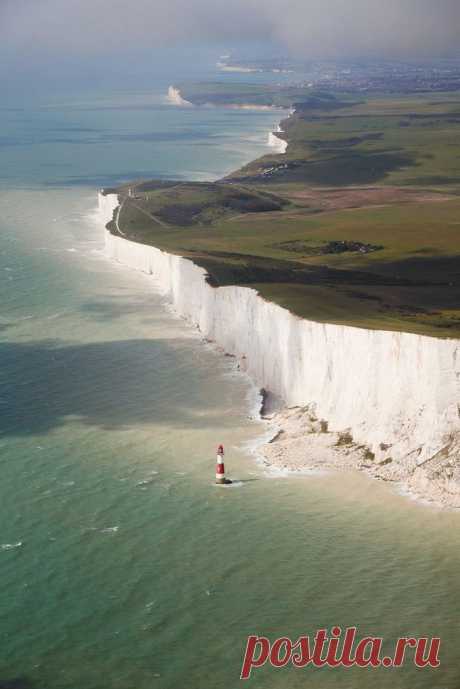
xmin=1 ymin=542 xmax=23 ymax=551
xmin=394 ymin=483 xmax=440 ymax=510
xmin=137 ymin=478 xmax=156 ymax=486
xmin=213 ymin=480 xmax=244 ymax=488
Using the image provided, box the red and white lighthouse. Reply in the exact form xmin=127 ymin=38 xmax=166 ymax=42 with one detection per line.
xmin=216 ymin=444 xmax=231 ymax=485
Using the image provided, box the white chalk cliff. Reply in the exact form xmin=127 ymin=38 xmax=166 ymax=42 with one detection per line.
xmin=167 ymin=86 xmax=193 ymax=107
xmin=99 ymin=192 xmax=460 ymax=470
xmin=268 ymin=129 xmax=288 ymax=154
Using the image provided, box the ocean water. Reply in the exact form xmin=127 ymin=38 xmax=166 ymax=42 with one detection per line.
xmin=1 ymin=83 xmax=460 ymax=689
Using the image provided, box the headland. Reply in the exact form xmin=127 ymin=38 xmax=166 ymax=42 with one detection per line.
xmin=100 ymin=81 xmax=460 ymax=507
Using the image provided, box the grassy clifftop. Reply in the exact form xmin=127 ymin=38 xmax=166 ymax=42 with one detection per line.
xmin=106 ymin=87 xmax=460 ymax=338
xmin=229 ymin=91 xmax=460 ymax=188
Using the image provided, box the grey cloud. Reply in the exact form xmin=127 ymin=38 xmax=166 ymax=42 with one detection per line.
xmin=260 ymin=0 xmax=460 ymax=58
xmin=1 ymin=0 xmax=459 ymax=61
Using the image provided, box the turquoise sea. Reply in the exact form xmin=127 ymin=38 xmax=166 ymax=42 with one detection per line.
xmin=1 ymin=77 xmax=460 ymax=689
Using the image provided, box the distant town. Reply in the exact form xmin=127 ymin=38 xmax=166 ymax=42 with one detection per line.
xmin=217 ymin=55 xmax=460 ymax=93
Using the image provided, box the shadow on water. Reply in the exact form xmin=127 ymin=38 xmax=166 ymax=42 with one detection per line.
xmin=79 ymin=297 xmax=172 ymax=325
xmin=0 ymin=680 xmax=36 ymax=689
xmin=0 ymin=339 xmax=242 ymax=436
xmin=229 ymin=478 xmax=259 ymax=484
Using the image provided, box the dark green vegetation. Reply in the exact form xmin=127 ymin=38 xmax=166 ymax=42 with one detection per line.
xmin=274 ymin=239 xmax=384 ymax=255
xmin=108 ymin=87 xmax=460 ymax=338
xmin=176 ymin=82 xmax=344 ymax=108
xmin=229 ymin=91 xmax=460 ymax=188
xmin=111 ymin=181 xmax=285 ymax=227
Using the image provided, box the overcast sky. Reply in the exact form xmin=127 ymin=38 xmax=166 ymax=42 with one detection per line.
xmin=1 ymin=0 xmax=459 ymax=86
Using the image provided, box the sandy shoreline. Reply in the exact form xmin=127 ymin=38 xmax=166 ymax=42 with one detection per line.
xmin=255 ymin=404 xmax=460 ymax=510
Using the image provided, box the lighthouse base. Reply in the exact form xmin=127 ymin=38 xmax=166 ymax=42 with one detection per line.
xmin=215 ymin=478 xmax=233 ymax=485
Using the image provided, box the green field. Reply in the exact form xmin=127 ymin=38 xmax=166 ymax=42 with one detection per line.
xmin=107 ymin=88 xmax=460 ymax=338
xmin=176 ymin=81 xmax=320 ymax=108
xmin=230 ymin=92 xmax=460 ymax=188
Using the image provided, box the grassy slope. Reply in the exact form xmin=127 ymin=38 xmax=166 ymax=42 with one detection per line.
xmin=232 ymin=92 xmax=460 ymax=187
xmin=109 ymin=89 xmax=460 ymax=338
xmin=176 ymin=82 xmax=320 ymax=108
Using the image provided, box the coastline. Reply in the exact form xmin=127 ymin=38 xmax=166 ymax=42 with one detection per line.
xmin=167 ymin=84 xmax=290 ymax=155
xmin=7 ymin=75 xmax=460 ymax=689
xmin=99 ymin=190 xmax=460 ymax=510
xmin=268 ymin=128 xmax=288 ymax=154
xmin=167 ymin=85 xmax=290 ymax=112
xmin=98 ymin=89 xmax=460 ymax=509
xmin=257 ymin=408 xmax=460 ymax=509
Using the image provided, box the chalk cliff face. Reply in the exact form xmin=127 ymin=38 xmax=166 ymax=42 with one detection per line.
xmin=99 ymin=192 xmax=460 ymax=467
xmin=268 ymin=131 xmax=288 ymax=154
xmin=167 ymin=86 xmax=193 ymax=107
